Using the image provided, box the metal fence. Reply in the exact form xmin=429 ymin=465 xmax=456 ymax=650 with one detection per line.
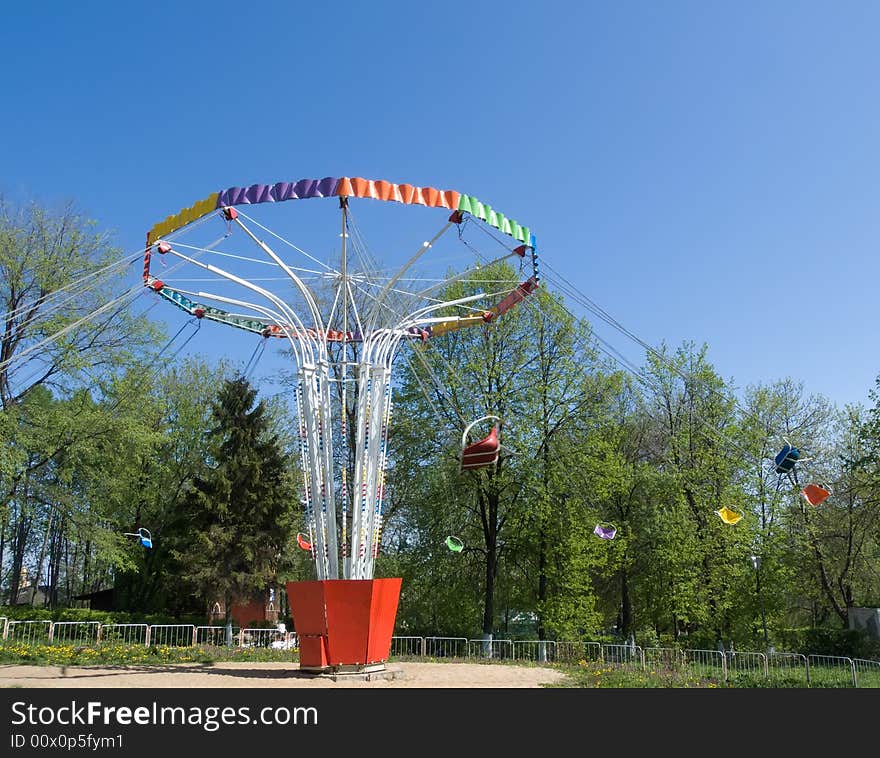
xmin=807 ymin=655 xmax=857 ymax=687
xmin=0 ymin=619 xmax=295 ymax=650
xmin=682 ymin=648 xmax=727 ymax=680
xmin=386 ymin=638 xmax=876 ymax=687
xmin=512 ymin=639 xmax=555 ymax=663
xmin=601 ymin=643 xmax=644 ymax=668
xmin=99 ymin=623 xmax=149 ymax=646
xmin=467 ymin=638 xmax=514 ymax=660
xmin=726 ymin=651 xmax=768 ymax=678
xmin=50 ymin=621 xmax=101 ymax=645
xmin=644 ymin=646 xmax=684 ymax=671
xmin=423 ymin=636 xmax=468 ymax=659
xmin=390 ymin=635 xmax=425 ymax=658
xmin=195 ymin=625 xmax=235 ymax=647
xmin=239 ymin=628 xmax=297 ymax=650
xmin=554 ymin=640 xmax=602 ymax=664
xmin=148 ymin=624 xmax=196 ymax=647
xmin=0 ymin=618 xmax=878 ymax=687
xmin=854 ymin=657 xmax=880 ymax=688
xmin=768 ymin=652 xmax=810 ymax=684
xmin=6 ymin=620 xmax=52 ymax=645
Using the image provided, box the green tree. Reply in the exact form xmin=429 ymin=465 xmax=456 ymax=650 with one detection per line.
xmin=0 ymin=382 xmax=157 ymax=605
xmin=99 ymin=357 xmax=234 ymax=614
xmin=0 ymin=195 xmax=160 ymax=603
xmin=0 ymin=196 xmax=157 ymax=409
xmin=174 ymin=375 xmax=296 ymax=622
xmin=384 ymin=262 xmax=616 ymax=640
xmin=384 ymin=261 xmax=543 ymax=637
xmin=637 ymin=342 xmax=746 ymax=646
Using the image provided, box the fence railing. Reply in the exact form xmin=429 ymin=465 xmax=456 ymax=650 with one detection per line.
xmin=467 ymin=638 xmax=514 ymax=660
xmin=5 ymin=620 xmax=52 ymax=645
xmin=726 ymin=650 xmax=768 ymax=678
xmin=601 ymin=643 xmax=644 ymax=668
xmin=239 ymin=628 xmax=297 ymax=649
xmin=99 ymin=623 xmax=150 ymax=646
xmin=195 ymin=625 xmax=235 ymax=647
xmin=423 ymin=636 xmax=468 ymax=659
xmin=807 ymin=654 xmax=857 ymax=687
xmin=512 ymin=639 xmax=555 ymax=663
xmin=768 ymin=652 xmax=810 ymax=684
xmin=390 ymin=636 xmax=425 ymax=658
xmin=1 ymin=619 xmax=877 ymax=686
xmin=147 ymin=624 xmax=196 ymax=647
xmin=0 ymin=619 xmax=295 ymax=650
xmin=554 ymin=640 xmax=602 ymax=664
xmin=50 ymin=621 xmax=101 ymax=645
xmin=853 ymin=657 xmax=880 ymax=688
xmin=682 ymin=648 xmax=727 ymax=680
xmin=644 ymin=646 xmax=684 ymax=671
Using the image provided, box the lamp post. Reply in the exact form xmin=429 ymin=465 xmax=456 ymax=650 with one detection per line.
xmin=750 ymin=554 xmax=769 ymax=649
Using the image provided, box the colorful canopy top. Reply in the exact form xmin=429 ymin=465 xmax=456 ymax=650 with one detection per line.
xmin=146 ymin=175 xmax=535 ymax=250
xmin=143 ymin=175 xmax=540 ymax=341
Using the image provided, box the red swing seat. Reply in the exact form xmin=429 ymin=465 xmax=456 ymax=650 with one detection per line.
xmin=802 ymin=483 xmax=831 ymax=507
xmin=460 ymin=416 xmax=501 ymax=472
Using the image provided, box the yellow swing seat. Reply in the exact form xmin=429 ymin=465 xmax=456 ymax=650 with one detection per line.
xmin=714 ymin=506 xmax=743 ymax=525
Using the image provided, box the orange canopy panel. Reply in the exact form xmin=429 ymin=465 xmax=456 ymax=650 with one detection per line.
xmin=802 ymin=484 xmax=831 ymax=506
xmin=461 ymin=426 xmax=500 ymax=470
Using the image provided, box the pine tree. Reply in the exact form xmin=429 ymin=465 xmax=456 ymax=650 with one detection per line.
xmin=174 ymin=375 xmax=295 ymax=624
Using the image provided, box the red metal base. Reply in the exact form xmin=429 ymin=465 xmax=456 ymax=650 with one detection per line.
xmin=285 ymin=578 xmax=402 ymax=671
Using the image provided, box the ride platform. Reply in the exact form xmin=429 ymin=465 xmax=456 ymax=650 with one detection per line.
xmin=285 ymin=577 xmax=402 ymax=674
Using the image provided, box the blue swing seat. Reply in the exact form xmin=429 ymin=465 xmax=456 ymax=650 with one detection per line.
xmin=774 ymin=444 xmax=799 ymax=474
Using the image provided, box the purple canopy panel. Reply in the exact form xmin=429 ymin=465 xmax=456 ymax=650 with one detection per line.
xmin=217 ymin=177 xmax=341 ymax=207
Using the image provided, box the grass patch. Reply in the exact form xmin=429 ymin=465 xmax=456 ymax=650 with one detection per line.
xmin=544 ymin=660 xmax=869 ymax=688
xmin=0 ymin=642 xmax=300 ymax=666
xmin=547 ymin=660 xmax=722 ymax=688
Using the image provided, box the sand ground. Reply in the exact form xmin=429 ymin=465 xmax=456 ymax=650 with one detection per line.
xmin=0 ymin=661 xmax=566 ymax=688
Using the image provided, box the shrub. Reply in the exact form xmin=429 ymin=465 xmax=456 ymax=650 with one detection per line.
xmin=776 ymin=627 xmax=880 ymax=659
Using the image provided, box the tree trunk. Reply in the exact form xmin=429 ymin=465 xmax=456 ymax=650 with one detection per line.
xmin=81 ymin=539 xmax=91 ymax=597
xmin=536 ymin=318 xmax=551 ymax=641
xmin=620 ymin=568 xmax=633 ymax=639
xmin=8 ymin=499 xmax=32 ymax=605
xmin=47 ymin=517 xmax=64 ymax=607
xmin=481 ymin=489 xmax=499 ymax=636
xmin=30 ymin=510 xmax=53 ymax=606
xmin=0 ymin=509 xmax=6 ymax=597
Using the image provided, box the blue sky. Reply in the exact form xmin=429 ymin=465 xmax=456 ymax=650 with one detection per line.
xmin=3 ymin=1 xmax=879 ymax=409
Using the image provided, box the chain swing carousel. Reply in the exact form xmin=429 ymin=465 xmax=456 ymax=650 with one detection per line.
xmin=142 ymin=174 xmax=539 ymax=673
